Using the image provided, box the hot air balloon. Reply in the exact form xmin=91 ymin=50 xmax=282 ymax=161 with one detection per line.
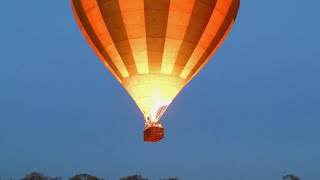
xmin=71 ymin=0 xmax=240 ymax=142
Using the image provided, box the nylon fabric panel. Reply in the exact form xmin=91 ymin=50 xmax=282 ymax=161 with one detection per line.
xmin=82 ymin=0 xmax=130 ymax=78
xmin=180 ymin=0 xmax=232 ymax=79
xmin=188 ymin=19 xmax=235 ymax=83
xmin=97 ymin=0 xmax=139 ymax=76
xmin=171 ymin=0 xmax=217 ymax=76
xmin=160 ymin=0 xmax=196 ymax=74
xmin=118 ymin=0 xmax=149 ymax=74
xmin=185 ymin=0 xmax=240 ymax=81
xmin=72 ymin=0 xmax=123 ymax=81
xmin=144 ymin=0 xmax=170 ymax=74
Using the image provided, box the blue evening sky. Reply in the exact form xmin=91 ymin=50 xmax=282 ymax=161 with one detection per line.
xmin=0 ymin=1 xmax=319 ymax=180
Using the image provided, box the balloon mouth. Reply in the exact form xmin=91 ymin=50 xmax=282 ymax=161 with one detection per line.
xmin=145 ymin=99 xmax=172 ymax=124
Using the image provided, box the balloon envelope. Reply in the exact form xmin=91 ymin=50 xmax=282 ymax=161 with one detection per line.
xmin=71 ymin=0 xmax=240 ymax=123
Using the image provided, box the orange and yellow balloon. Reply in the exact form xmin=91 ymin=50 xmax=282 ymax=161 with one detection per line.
xmin=71 ymin=0 xmax=240 ymax=127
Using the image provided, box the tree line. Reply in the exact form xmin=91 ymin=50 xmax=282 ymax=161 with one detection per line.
xmin=0 ymin=172 xmax=178 ymax=180
xmin=0 ymin=172 xmax=300 ymax=180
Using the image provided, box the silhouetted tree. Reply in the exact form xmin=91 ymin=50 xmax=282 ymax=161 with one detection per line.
xmin=119 ymin=175 xmax=147 ymax=180
xmin=283 ymin=174 xmax=300 ymax=180
xmin=21 ymin=172 xmax=48 ymax=180
xmin=69 ymin=174 xmax=102 ymax=180
xmin=160 ymin=178 xmax=179 ymax=180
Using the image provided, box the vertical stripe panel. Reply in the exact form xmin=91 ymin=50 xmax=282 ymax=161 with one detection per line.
xmin=180 ymin=0 xmax=232 ymax=79
xmin=188 ymin=19 xmax=235 ymax=82
xmin=186 ymin=0 xmax=240 ymax=81
xmin=160 ymin=0 xmax=196 ymax=74
xmin=97 ymin=0 xmax=139 ymax=76
xmin=119 ymin=0 xmax=149 ymax=74
xmin=171 ymin=0 xmax=217 ymax=76
xmin=144 ymin=0 xmax=170 ymax=74
xmin=82 ymin=0 xmax=130 ymax=78
xmin=72 ymin=0 xmax=124 ymax=81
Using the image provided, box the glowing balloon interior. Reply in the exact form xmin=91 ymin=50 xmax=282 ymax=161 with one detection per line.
xmin=71 ymin=0 xmax=240 ymax=142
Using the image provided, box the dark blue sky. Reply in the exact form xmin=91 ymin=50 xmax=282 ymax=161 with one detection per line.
xmin=1 ymin=1 xmax=320 ymax=180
